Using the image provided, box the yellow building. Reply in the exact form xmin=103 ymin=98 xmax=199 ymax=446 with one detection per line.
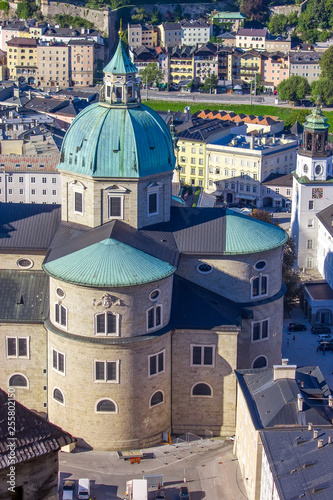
xmin=7 ymin=37 xmax=37 ymax=83
xmin=176 ymin=119 xmax=244 ymax=187
xmin=237 ymin=49 xmax=261 ymax=82
xmin=169 ymin=46 xmax=195 ymax=85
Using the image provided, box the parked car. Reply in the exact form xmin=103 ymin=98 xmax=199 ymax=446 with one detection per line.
xmin=288 ymin=323 xmax=307 ymax=332
xmin=311 ymin=325 xmax=331 ymax=334
xmin=62 ymin=480 xmax=75 ymax=500
xmin=317 ymin=342 xmax=333 ymax=352
xmin=179 ymin=486 xmax=190 ymax=500
xmin=317 ymin=334 xmax=333 ymax=343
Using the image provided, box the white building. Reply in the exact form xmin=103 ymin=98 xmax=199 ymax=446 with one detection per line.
xmin=236 ymin=28 xmax=268 ymax=51
xmin=290 ymin=107 xmax=333 ymax=271
xmin=181 ymin=21 xmax=212 ymax=46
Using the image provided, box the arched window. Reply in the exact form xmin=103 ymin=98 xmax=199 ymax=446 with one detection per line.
xmin=96 ymin=399 xmax=117 ymax=413
xmin=251 ymin=275 xmax=268 ymax=299
xmin=53 ymin=388 xmax=64 ymax=405
xmin=150 ymin=391 xmax=164 ymax=407
xmin=9 ymin=374 xmax=28 ymax=388
xmin=146 ymin=304 xmax=162 ymax=331
xmin=252 ymin=356 xmax=267 ymax=369
xmin=95 ymin=312 xmax=119 ymax=336
xmin=192 ymin=383 xmax=212 ymax=397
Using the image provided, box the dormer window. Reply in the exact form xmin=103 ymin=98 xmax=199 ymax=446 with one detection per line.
xmin=115 ymin=86 xmax=122 ymax=100
xmin=147 ymin=182 xmax=162 ymax=217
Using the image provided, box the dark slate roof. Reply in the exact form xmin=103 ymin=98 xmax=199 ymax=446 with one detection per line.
xmin=162 ymin=22 xmax=181 ymax=30
xmin=290 ymin=120 xmax=304 ymax=135
xmin=260 ymin=428 xmax=333 ymax=500
xmin=0 ymin=270 xmax=49 ymax=322
xmin=24 ymin=97 xmax=69 ymax=113
xmin=0 ymin=389 xmax=74 ymax=469
xmin=261 ymin=173 xmax=293 ymax=187
xmin=45 ymin=219 xmax=179 ymax=268
xmin=235 ymin=366 xmax=333 ymax=430
xmin=0 ymin=203 xmax=61 ymax=251
xmin=175 ymin=117 xmax=236 ymax=142
xmin=305 ymin=281 xmax=333 ymax=301
xmin=317 ymin=204 xmax=333 ymax=238
xmin=171 ymin=275 xmax=241 ymax=330
xmin=237 ymin=28 xmax=268 ymax=37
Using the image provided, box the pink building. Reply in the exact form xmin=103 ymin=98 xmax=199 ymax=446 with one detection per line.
xmin=261 ymin=51 xmax=289 ymax=87
xmin=68 ymin=39 xmax=96 ymax=87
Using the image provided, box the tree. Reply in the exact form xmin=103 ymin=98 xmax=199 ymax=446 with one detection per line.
xmin=250 ymin=210 xmax=301 ymax=312
xmin=139 ymin=63 xmax=164 ymax=88
xmin=277 ymin=75 xmax=310 ymax=102
xmin=311 ymin=78 xmax=333 ymax=106
xmin=150 ymin=8 xmax=161 ymax=25
xmin=201 ymin=74 xmax=218 ymax=93
xmin=268 ymin=14 xmax=289 ymax=35
xmin=173 ymin=4 xmax=182 ymax=22
xmin=17 ymin=0 xmax=36 ymax=19
xmin=240 ymin=0 xmax=269 ymax=22
xmin=132 ymin=7 xmax=148 ymax=24
xmin=0 ymin=1 xmax=9 ymax=14
xmin=319 ymin=45 xmax=333 ymax=80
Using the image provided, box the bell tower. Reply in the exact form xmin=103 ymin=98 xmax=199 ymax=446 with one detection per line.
xmin=296 ymin=105 xmax=332 ymax=181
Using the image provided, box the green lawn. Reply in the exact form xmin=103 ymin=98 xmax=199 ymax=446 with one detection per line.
xmin=143 ymin=99 xmax=333 ymax=131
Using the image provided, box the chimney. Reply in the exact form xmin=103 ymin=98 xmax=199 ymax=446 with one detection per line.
xmin=297 ymin=394 xmax=304 ymax=412
xmin=184 ymin=106 xmax=191 ymax=122
xmin=13 ymin=88 xmax=20 ymax=98
xmin=272 ymin=135 xmax=276 ymax=144
xmin=282 ymin=358 xmax=289 ymax=366
xmin=273 ymin=364 xmax=297 ymax=381
xmin=318 ymin=439 xmax=324 ymax=448
xmin=329 ymin=395 xmax=333 ymax=407
xmin=329 ymin=436 xmax=332 ymax=445
xmin=313 ymin=429 xmax=318 ymax=439
xmin=81 ymin=28 xmax=85 ymax=35
xmin=308 ymin=422 xmax=313 ymax=431
xmin=250 ymin=135 xmax=255 ymax=149
xmin=262 ymin=137 xmax=268 ymax=145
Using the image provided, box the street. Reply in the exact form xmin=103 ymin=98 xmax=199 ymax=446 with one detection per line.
xmin=59 ymin=438 xmax=248 ymax=500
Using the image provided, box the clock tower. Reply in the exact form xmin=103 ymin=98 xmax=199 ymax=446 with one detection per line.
xmin=291 ymin=107 xmax=333 ymax=271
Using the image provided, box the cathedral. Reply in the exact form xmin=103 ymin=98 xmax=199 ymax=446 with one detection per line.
xmin=0 ymin=35 xmax=288 ymax=450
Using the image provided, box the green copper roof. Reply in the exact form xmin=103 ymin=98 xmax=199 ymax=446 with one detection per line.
xmin=43 ymin=238 xmax=176 ymax=287
xmin=225 ymin=210 xmax=288 ymax=254
xmin=103 ymin=38 xmax=137 ymax=74
xmin=304 ymin=107 xmax=330 ymax=131
xmin=58 ymin=103 xmax=175 ymax=177
xmin=213 ymin=12 xmax=245 ymax=19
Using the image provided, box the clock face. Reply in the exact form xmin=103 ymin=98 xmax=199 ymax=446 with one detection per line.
xmin=312 ymin=187 xmax=323 ymax=199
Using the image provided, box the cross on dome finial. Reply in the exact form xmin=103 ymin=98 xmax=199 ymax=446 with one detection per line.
xmin=118 ymin=19 xmax=123 ymax=38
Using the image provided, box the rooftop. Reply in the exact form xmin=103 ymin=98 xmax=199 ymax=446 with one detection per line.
xmin=0 ymin=388 xmax=74 ymax=470
xmin=237 ymin=28 xmax=268 ymax=37
xmin=317 ymin=204 xmax=333 ymax=238
xmin=7 ymin=37 xmax=37 ymax=47
xmin=197 ymin=109 xmax=281 ymax=126
xmin=305 ymin=281 xmax=333 ymax=301
xmin=262 ymin=173 xmax=293 ymax=187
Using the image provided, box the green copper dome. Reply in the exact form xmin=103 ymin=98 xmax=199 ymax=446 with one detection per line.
xmin=57 ymin=103 xmax=176 ymax=178
xmin=304 ymin=107 xmax=330 ymax=131
xmin=43 ymin=238 xmax=176 ymax=287
xmin=224 ymin=210 xmax=288 ymax=254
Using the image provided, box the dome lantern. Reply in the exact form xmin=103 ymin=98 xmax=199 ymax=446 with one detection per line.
xmin=100 ymin=28 xmax=140 ymax=107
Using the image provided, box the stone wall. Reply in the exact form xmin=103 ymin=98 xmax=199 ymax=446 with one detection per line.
xmin=0 ymin=251 xmax=46 ymax=270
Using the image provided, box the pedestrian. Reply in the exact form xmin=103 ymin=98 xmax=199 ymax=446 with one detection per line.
xmin=193 ymin=96 xmax=195 ymax=101
xmin=293 ymin=335 xmax=295 ymax=342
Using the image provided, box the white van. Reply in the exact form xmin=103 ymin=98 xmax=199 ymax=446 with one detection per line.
xmin=78 ymin=478 xmax=90 ymax=499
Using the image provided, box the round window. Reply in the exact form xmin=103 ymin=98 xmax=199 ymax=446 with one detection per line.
xmin=17 ymin=258 xmax=33 ymax=269
xmin=254 ymin=260 xmax=266 ymax=271
xmin=315 ymin=164 xmax=322 ymax=175
xmin=149 ymin=289 xmax=160 ymax=301
xmin=197 ymin=263 xmax=213 ymax=274
xmin=56 ymin=287 xmax=65 ymax=299
xmin=303 ymin=164 xmax=308 ymax=174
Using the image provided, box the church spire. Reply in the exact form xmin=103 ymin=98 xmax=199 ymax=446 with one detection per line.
xmin=100 ymin=26 xmax=140 ymax=107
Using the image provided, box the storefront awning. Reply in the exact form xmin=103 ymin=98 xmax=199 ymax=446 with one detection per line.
xmin=236 ymin=194 xmax=256 ymax=200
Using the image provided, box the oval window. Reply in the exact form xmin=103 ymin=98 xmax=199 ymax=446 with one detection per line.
xmin=197 ymin=263 xmax=213 ymax=274
xmin=149 ymin=289 xmax=160 ymax=301
xmin=303 ymin=164 xmax=308 ymax=174
xmin=254 ymin=260 xmax=266 ymax=271
xmin=17 ymin=258 xmax=33 ymax=269
xmin=315 ymin=164 xmax=322 ymax=175
xmin=56 ymin=287 xmax=65 ymax=299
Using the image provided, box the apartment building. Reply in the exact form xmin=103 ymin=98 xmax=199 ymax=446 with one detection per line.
xmin=36 ymin=42 xmax=70 ymax=88
xmin=236 ymin=28 xmax=268 ymax=51
xmin=176 ymin=118 xmax=246 ymax=187
xmin=7 ymin=38 xmax=37 ymax=83
xmin=29 ymin=23 xmax=47 ymax=39
xmin=261 ymin=51 xmax=289 ymax=85
xmin=169 ymin=45 xmax=195 ymax=85
xmin=128 ymin=23 xmax=155 ymax=49
xmin=197 ymin=110 xmax=284 ymax=135
xmin=217 ymin=32 xmax=236 ymax=47
xmin=131 ymin=46 xmax=169 ymax=84
xmin=40 ymin=27 xmax=103 ymax=46
xmin=234 ymin=364 xmax=333 ymax=500
xmin=206 ymin=134 xmax=297 ymax=206
xmin=181 ymin=20 xmax=212 ymax=46
xmin=289 ymin=50 xmax=321 ymax=83
xmin=265 ymin=34 xmax=291 ymax=52
xmin=0 ymin=21 xmax=30 ymax=51
xmin=261 ymin=173 xmax=293 ymax=209
xmin=68 ymin=39 xmax=95 ymax=86
xmin=217 ymin=47 xmax=233 ymax=81
xmin=236 ymin=49 xmax=261 ymax=82
xmin=212 ymin=11 xmax=245 ymax=32
xmin=193 ymin=43 xmax=218 ymax=83
xmin=159 ymin=22 xmax=182 ymax=48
